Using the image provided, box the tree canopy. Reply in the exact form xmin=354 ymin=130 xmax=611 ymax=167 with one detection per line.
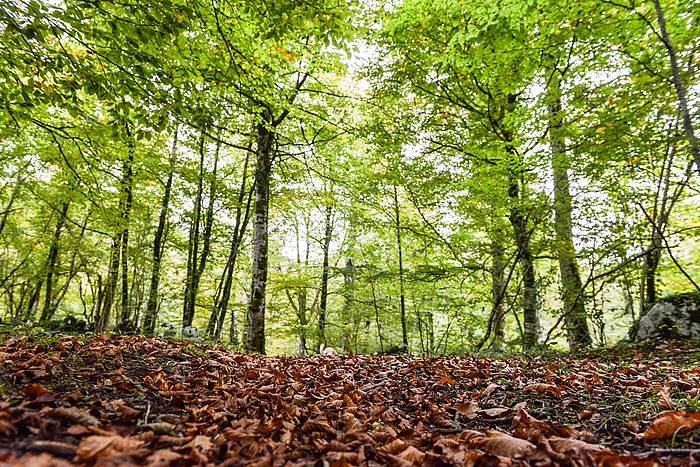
xmin=1 ymin=0 xmax=698 ymax=354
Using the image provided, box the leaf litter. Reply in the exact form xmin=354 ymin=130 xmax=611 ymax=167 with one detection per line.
xmin=0 ymin=335 xmax=698 ymax=466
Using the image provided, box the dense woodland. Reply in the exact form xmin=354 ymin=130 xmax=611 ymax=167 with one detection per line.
xmin=1 ymin=0 xmax=699 ymax=355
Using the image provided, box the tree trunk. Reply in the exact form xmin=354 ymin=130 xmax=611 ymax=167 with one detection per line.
xmin=317 ymin=203 xmax=333 ymax=349
xmin=96 ymin=141 xmax=133 ymax=332
xmin=652 ymin=0 xmax=700 ymax=176
xmin=183 ymin=132 xmax=206 ymax=328
xmin=246 ymin=113 xmax=274 ymax=354
xmin=393 ymin=185 xmax=408 ymax=348
xmin=488 ymin=240 xmax=507 ymax=352
xmin=118 ymin=133 xmax=135 ymax=329
xmin=501 ymin=94 xmax=539 ymax=351
xmin=0 ymin=174 xmax=23 ymax=237
xmin=208 ymin=149 xmax=252 ymax=339
xmin=144 ymin=127 xmax=178 ymax=336
xmin=186 ymin=139 xmax=219 ymax=327
xmin=96 ymin=237 xmax=120 ymax=332
xmin=547 ymin=67 xmax=592 ymax=351
xmin=507 ymin=173 xmax=539 ymax=350
xmin=341 ymin=258 xmax=354 ymax=353
xmin=369 ymin=272 xmax=384 ymax=352
xmin=39 ymin=201 xmax=69 ymax=322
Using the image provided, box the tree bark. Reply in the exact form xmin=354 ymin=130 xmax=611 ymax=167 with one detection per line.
xmin=39 ymin=201 xmax=69 ymax=322
xmin=547 ymin=67 xmax=592 ymax=351
xmin=208 ymin=163 xmax=253 ymax=340
xmin=652 ymin=0 xmax=700 ymax=176
xmin=317 ymin=203 xmax=333 ymax=349
xmin=246 ymin=112 xmax=274 ymax=354
xmin=393 ymin=185 xmax=408 ymax=348
xmin=488 ymin=240 xmax=507 ymax=352
xmin=501 ymin=94 xmax=539 ymax=351
xmin=118 ymin=132 xmax=135 ymax=329
xmin=183 ymin=132 xmax=206 ymax=328
xmin=341 ymin=258 xmax=355 ymax=353
xmin=186 ymin=139 xmax=219 ymax=327
xmin=96 ymin=140 xmax=133 ymax=333
xmin=144 ymin=126 xmax=178 ymax=336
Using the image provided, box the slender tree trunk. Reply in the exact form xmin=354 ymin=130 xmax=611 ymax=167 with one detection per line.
xmin=393 ymin=185 xmax=408 ymax=348
xmin=39 ymin=201 xmax=69 ymax=322
xmin=183 ymin=133 xmax=206 ymax=328
xmin=0 ymin=175 xmax=23 ymax=237
xmin=23 ymin=280 xmax=42 ymax=321
xmin=246 ymin=113 xmax=274 ymax=353
xmin=341 ymin=258 xmax=354 ymax=353
xmin=214 ymin=187 xmax=253 ymax=340
xmin=317 ymin=203 xmax=333 ymax=349
xmin=208 ymin=150 xmax=252 ymax=338
xmin=507 ymin=173 xmax=538 ymax=350
xmin=652 ymin=0 xmax=700 ymax=176
xmin=369 ymin=272 xmax=384 ymax=352
xmin=489 ymin=240 xmax=507 ymax=352
xmin=144 ymin=127 xmax=178 ymax=336
xmin=547 ymin=67 xmax=592 ymax=351
xmin=185 ymin=139 xmax=219 ymax=327
xmin=118 ymin=133 xmax=135 ymax=328
xmin=96 ymin=141 xmax=133 ymax=332
xmin=96 ymin=237 xmax=120 ymax=332
xmin=502 ymin=94 xmax=539 ymax=351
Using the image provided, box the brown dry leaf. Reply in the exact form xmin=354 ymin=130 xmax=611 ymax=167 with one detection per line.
xmin=477 ymin=430 xmax=536 ymax=457
xmin=657 ymin=386 xmax=675 ymax=410
xmin=75 ymin=434 xmax=144 ymax=461
xmin=303 ymin=417 xmax=336 ymax=435
xmin=523 ymin=383 xmax=562 ymax=398
xmin=513 ymin=408 xmax=576 ymax=438
xmin=49 ymin=407 xmax=99 ymax=426
xmin=482 ymin=407 xmax=510 ymax=417
xmin=113 ymin=400 xmax=140 ymax=419
xmin=437 ymin=375 xmax=455 ymax=386
xmin=13 ymin=453 xmax=74 ymax=467
xmin=547 ymin=436 xmax=606 ymax=453
xmin=481 ymin=382 xmax=499 ymax=397
xmin=642 ymin=411 xmax=700 ymax=440
xmin=483 ymin=431 xmax=537 ymax=458
xmin=145 ymin=448 xmax=183 ymax=467
xmin=383 ymin=438 xmax=409 ymax=455
xmin=396 ymin=445 xmax=425 ymax=463
xmin=24 ymin=383 xmax=50 ymax=398
xmin=26 ymin=440 xmax=78 ymax=457
xmin=456 ymin=401 xmax=479 ymax=419
xmin=66 ymin=424 xmax=92 ymax=436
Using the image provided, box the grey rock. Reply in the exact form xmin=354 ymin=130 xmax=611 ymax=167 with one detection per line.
xmin=182 ymin=326 xmax=200 ymax=339
xmin=635 ymin=293 xmax=700 ymax=340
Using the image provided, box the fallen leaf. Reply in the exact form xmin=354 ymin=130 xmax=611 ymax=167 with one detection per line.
xmin=49 ymin=407 xmax=99 ymax=426
xmin=642 ymin=411 xmax=700 ymax=440
xmin=548 ymin=436 xmax=606 ymax=453
xmin=523 ymin=383 xmax=562 ymax=398
xmin=456 ymin=401 xmax=479 ymax=419
xmin=26 ymin=440 xmax=78 ymax=457
xmin=396 ymin=445 xmax=425 ymax=463
xmin=75 ymin=435 xmax=144 ymax=461
xmin=482 ymin=407 xmax=510 ymax=417
xmin=24 ymin=383 xmax=50 ymax=398
xmin=477 ymin=430 xmax=536 ymax=457
xmin=657 ymin=386 xmax=675 ymax=410
xmin=145 ymin=448 xmax=183 ymax=467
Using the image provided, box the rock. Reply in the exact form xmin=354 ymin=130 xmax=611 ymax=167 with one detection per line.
xmin=182 ymin=326 xmax=200 ymax=339
xmin=319 ymin=344 xmax=338 ymax=356
xmin=635 ymin=292 xmax=700 ymax=340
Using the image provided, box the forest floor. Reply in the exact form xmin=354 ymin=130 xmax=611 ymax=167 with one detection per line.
xmin=0 ymin=334 xmax=699 ymax=466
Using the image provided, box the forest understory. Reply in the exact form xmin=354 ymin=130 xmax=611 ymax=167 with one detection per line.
xmin=0 ymin=333 xmax=699 ymax=466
